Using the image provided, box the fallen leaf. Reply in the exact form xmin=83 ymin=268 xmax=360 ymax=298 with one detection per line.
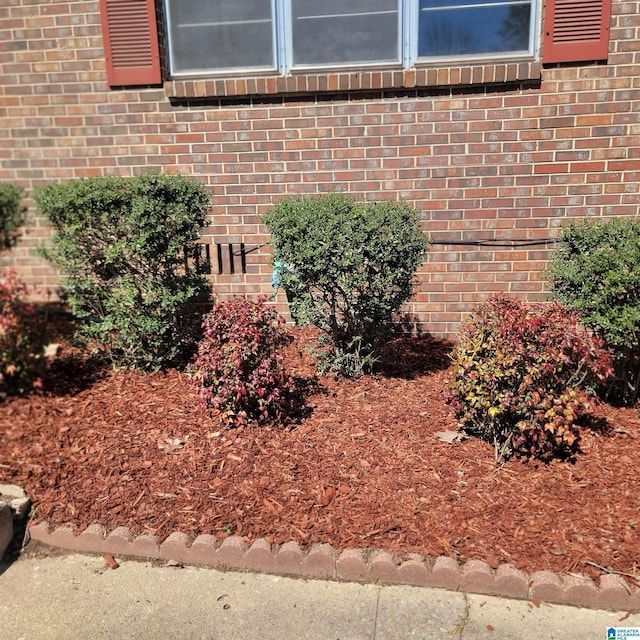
xmin=44 ymin=343 xmax=60 ymax=358
xmin=158 ymin=437 xmax=185 ymax=453
xmin=436 ymin=430 xmax=468 ymax=444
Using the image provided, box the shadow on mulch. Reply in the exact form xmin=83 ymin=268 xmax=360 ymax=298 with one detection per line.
xmin=37 ymin=304 xmax=76 ymax=342
xmin=14 ymin=304 xmax=110 ymax=398
xmin=40 ymin=354 xmax=109 ymax=397
xmin=584 ymin=412 xmax=613 ymax=435
xmin=282 ymin=324 xmax=454 ymax=381
xmin=283 ymin=375 xmax=326 ymax=427
xmin=377 ymin=333 xmax=454 ymax=379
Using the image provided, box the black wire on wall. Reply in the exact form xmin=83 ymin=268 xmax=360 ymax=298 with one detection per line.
xmin=200 ymin=236 xmax=560 ymax=274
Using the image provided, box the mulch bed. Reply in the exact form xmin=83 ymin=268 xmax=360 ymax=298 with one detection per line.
xmin=1 ymin=322 xmax=639 ymax=584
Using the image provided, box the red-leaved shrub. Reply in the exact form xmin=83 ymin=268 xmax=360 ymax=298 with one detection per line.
xmin=0 ymin=270 xmax=43 ymax=398
xmin=192 ymin=296 xmax=294 ymax=427
xmin=447 ymin=295 xmax=613 ymax=461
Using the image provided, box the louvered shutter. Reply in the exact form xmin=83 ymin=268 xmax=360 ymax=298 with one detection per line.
xmin=99 ymin=0 xmax=161 ymax=86
xmin=543 ymin=0 xmax=612 ymax=63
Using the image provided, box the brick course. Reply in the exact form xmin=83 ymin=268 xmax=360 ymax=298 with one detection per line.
xmin=1 ymin=0 xmax=639 ymax=337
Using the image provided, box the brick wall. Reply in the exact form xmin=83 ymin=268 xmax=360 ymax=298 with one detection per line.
xmin=1 ymin=0 xmax=639 ymax=338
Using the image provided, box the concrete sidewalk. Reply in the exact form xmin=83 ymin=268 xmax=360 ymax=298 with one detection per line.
xmin=0 ymin=550 xmax=637 ymax=640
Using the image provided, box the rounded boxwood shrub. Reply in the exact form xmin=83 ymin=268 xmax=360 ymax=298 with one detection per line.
xmin=192 ymin=296 xmax=295 ymax=427
xmin=549 ymin=217 xmax=640 ymax=404
xmin=35 ymin=173 xmax=210 ymax=370
xmin=447 ymin=295 xmax=613 ymax=462
xmin=263 ymin=193 xmax=429 ymax=377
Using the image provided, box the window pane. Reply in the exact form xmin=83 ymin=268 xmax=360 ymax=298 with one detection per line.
xmin=292 ymin=0 xmax=399 ymax=67
xmin=418 ymin=0 xmax=531 ymax=57
xmin=167 ymin=0 xmax=275 ymax=74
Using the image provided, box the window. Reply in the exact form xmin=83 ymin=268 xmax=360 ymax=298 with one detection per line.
xmin=165 ymin=0 xmax=277 ymax=74
xmin=164 ymin=0 xmax=537 ymax=78
xmin=417 ymin=0 xmax=533 ymax=59
xmin=291 ymin=0 xmax=401 ymax=68
xmin=99 ymin=0 xmax=612 ymax=87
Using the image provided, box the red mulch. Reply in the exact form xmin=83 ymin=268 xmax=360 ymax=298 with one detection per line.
xmin=1 ymin=322 xmax=639 ymax=584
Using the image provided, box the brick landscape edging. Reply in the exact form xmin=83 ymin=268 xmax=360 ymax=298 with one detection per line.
xmin=28 ymin=521 xmax=639 ymax=612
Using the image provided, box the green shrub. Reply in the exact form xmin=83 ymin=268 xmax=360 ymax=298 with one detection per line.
xmin=0 ymin=183 xmax=25 ymax=251
xmin=447 ymin=296 xmax=613 ymax=462
xmin=549 ymin=217 xmax=640 ymax=404
xmin=263 ymin=193 xmax=429 ymax=377
xmin=192 ymin=296 xmax=295 ymax=427
xmin=0 ymin=270 xmax=44 ymax=398
xmin=35 ymin=173 xmax=210 ymax=370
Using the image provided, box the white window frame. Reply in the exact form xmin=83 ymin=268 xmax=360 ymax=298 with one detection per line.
xmin=164 ymin=0 xmax=281 ymax=76
xmin=406 ymin=0 xmax=539 ymax=65
xmin=165 ymin=0 xmax=540 ymax=79
xmin=285 ymin=0 xmax=404 ymax=72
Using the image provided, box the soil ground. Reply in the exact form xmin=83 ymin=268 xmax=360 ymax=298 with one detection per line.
xmin=1 ymin=321 xmax=639 ymax=585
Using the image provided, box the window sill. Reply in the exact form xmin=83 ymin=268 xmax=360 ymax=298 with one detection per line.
xmin=164 ymin=61 xmax=542 ymax=100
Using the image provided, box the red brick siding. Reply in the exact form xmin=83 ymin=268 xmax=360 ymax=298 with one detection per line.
xmin=1 ymin=0 xmax=639 ymax=338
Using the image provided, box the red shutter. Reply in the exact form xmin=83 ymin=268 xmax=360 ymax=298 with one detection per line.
xmin=99 ymin=0 xmax=161 ymax=86
xmin=543 ymin=0 xmax=612 ymax=63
